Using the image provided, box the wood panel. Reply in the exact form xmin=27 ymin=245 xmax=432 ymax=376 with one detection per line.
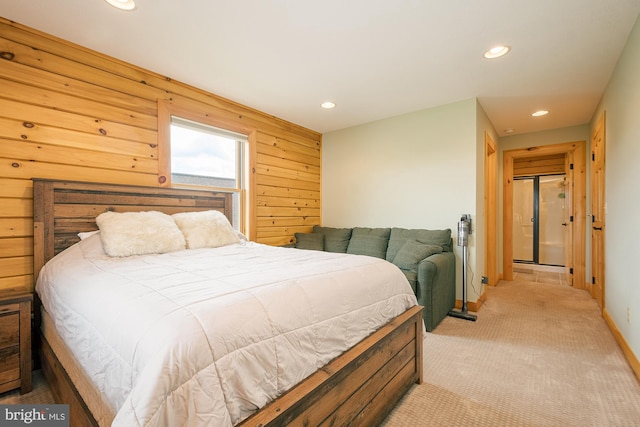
xmin=0 ymin=98 xmax=157 ymax=143
xmin=0 ymin=118 xmax=156 ymax=158
xmin=513 ymin=153 xmax=566 ymax=176
xmin=0 ymin=51 xmax=157 ymax=115
xmin=0 ymin=218 xmax=32 ymax=238
xmin=256 ymin=184 xmax=320 ymax=200
xmin=0 ymin=17 xmax=321 ymax=293
xmin=0 ymin=137 xmax=157 ymax=174
xmin=0 ymin=257 xmax=32 ymax=277
xmin=0 ymin=238 xmax=33 ymax=257
xmin=255 ymin=130 xmax=321 ymax=244
xmin=2 ymin=198 xmax=32 ymax=217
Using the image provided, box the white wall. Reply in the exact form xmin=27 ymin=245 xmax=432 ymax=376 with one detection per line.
xmin=591 ymin=14 xmax=640 ymax=360
xmin=322 ymin=98 xmax=483 ymax=302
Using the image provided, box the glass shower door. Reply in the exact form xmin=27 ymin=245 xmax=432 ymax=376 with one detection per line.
xmin=513 ymin=178 xmax=534 ymax=262
xmin=539 ymin=175 xmax=566 ymax=265
xmin=512 ymin=175 xmax=566 ymax=266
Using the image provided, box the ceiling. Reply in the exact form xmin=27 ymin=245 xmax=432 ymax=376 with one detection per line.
xmin=2 ymin=0 xmax=640 ymax=136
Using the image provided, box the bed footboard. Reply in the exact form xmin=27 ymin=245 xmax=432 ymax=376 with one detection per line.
xmin=40 ymin=336 xmax=99 ymax=427
xmin=239 ymin=305 xmax=424 ymax=426
xmin=39 ymin=306 xmax=422 ymax=427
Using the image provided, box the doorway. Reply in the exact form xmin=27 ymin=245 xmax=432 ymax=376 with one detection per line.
xmin=503 ymin=141 xmax=586 ymax=288
xmin=513 ymin=174 xmax=567 ymax=268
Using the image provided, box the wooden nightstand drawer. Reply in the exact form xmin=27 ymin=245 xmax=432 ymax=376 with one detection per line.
xmin=0 ymin=292 xmax=33 ymax=395
xmin=0 ymin=313 xmax=20 ymax=349
xmin=0 ymin=303 xmax=20 ymax=315
xmin=0 ymin=346 xmax=19 ymax=383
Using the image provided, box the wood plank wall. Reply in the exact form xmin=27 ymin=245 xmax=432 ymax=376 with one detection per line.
xmin=0 ymin=17 xmax=321 ymax=294
xmin=513 ymin=153 xmax=566 ymax=177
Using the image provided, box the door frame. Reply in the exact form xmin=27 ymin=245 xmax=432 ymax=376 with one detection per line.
xmin=590 ymin=113 xmax=606 ymax=308
xmin=503 ymin=141 xmax=586 ymax=288
xmin=484 ymin=132 xmax=499 ymax=285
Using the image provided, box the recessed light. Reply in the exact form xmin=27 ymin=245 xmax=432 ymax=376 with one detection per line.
xmin=505 ymin=128 xmax=515 ymax=134
xmin=105 ymin=0 xmax=136 ymax=11
xmin=321 ymin=101 xmax=336 ymax=109
xmin=532 ymin=110 xmax=549 ymax=117
xmin=483 ymin=45 xmax=511 ymax=59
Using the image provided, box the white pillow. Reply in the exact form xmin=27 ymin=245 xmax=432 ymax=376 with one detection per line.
xmin=172 ymin=210 xmax=240 ymax=249
xmin=78 ymin=230 xmax=99 ymax=240
xmin=96 ymin=211 xmax=186 ymax=257
xmin=78 ymin=231 xmax=107 ymax=258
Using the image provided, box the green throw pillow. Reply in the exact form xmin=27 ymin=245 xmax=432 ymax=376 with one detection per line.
xmin=392 ymin=240 xmax=443 ymax=272
xmin=386 ymin=228 xmax=452 ymax=262
xmin=346 ymin=227 xmax=391 ymax=259
xmin=312 ymin=226 xmax=352 ymax=253
xmin=295 ymin=232 xmax=324 ymax=250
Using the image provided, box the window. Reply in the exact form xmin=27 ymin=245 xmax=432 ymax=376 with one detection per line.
xmin=169 ymin=116 xmax=247 ymax=230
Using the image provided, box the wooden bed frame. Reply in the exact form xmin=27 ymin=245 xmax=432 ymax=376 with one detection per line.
xmin=32 ymin=179 xmax=423 ymax=427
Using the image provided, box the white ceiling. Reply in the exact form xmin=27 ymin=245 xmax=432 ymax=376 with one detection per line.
xmin=2 ymin=0 xmax=640 ymax=136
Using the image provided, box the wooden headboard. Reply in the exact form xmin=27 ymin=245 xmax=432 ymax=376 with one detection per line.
xmin=33 ymin=179 xmax=233 ymax=279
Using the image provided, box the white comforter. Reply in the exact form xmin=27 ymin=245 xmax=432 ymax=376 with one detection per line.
xmin=36 ymin=233 xmax=418 ymax=426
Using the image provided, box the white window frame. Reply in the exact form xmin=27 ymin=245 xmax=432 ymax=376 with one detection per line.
xmin=168 ymin=116 xmax=248 ymax=232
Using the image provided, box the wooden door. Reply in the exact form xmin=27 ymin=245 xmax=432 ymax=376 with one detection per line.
xmin=591 ymin=113 xmax=606 ymax=309
xmin=484 ymin=133 xmax=498 ymax=285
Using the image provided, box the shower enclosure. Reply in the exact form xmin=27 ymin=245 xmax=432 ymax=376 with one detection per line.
xmin=512 ymin=174 xmax=566 ymax=266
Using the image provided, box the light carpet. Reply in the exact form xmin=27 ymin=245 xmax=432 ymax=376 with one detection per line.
xmin=382 ymin=275 xmax=640 ymax=426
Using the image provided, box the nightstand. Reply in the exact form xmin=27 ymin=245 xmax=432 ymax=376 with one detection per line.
xmin=0 ymin=291 xmax=33 ymax=395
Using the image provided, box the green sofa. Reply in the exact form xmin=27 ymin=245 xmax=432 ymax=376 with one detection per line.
xmin=293 ymin=226 xmax=456 ymax=332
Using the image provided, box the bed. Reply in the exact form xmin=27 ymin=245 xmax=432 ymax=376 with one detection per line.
xmin=32 ymin=179 xmax=424 ymax=427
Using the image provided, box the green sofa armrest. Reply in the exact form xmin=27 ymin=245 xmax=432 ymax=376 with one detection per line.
xmin=417 ymin=251 xmax=456 ymax=331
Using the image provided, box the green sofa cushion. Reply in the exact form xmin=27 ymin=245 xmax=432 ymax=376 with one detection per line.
xmin=386 ymin=228 xmax=452 ymax=262
xmin=294 ymin=232 xmax=324 ymax=250
xmin=312 ymin=226 xmax=352 ymax=253
xmin=346 ymin=227 xmax=391 ymax=259
xmin=393 ymin=240 xmax=443 ymax=271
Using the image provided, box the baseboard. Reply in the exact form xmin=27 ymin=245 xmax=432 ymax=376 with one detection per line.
xmin=455 ymin=287 xmax=487 ymax=313
xmin=602 ymin=308 xmax=640 ymax=382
